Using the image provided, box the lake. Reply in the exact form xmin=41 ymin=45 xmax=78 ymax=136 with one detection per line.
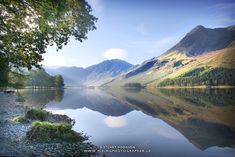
xmin=16 ymin=87 xmax=235 ymax=157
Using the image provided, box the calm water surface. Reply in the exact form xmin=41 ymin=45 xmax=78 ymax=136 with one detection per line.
xmin=16 ymin=88 xmax=235 ymax=157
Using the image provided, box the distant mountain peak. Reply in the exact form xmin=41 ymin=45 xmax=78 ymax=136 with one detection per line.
xmin=188 ymin=25 xmax=206 ymax=34
xmin=107 ymin=59 xmax=124 ymax=61
xmin=103 ymin=59 xmax=132 ymax=63
xmin=45 ymin=59 xmax=133 ymax=86
xmin=87 ymin=59 xmax=132 ymax=69
xmin=195 ymin=25 xmax=205 ymax=29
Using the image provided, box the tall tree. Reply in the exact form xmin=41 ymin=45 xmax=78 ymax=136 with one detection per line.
xmin=0 ymin=0 xmax=97 ymax=86
xmin=54 ymin=74 xmax=64 ymax=87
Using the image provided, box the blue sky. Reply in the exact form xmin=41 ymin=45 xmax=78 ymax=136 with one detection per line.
xmin=42 ymin=0 xmax=235 ymax=67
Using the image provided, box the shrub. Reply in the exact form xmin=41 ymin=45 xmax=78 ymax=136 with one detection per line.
xmin=27 ymin=121 xmax=86 ymax=142
xmin=25 ymin=108 xmax=49 ymax=121
xmin=13 ymin=115 xmax=26 ymax=123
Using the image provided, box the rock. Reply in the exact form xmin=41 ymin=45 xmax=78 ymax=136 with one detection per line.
xmin=4 ymin=90 xmax=15 ymax=94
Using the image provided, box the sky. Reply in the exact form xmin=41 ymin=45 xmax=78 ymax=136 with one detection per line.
xmin=42 ymin=0 xmax=235 ymax=68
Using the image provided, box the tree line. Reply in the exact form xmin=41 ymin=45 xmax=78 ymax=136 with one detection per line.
xmin=158 ymin=67 xmax=235 ymax=87
xmin=7 ymin=69 xmax=64 ymax=89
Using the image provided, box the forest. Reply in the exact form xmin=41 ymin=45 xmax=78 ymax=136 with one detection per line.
xmin=158 ymin=67 xmax=235 ymax=87
xmin=7 ymin=69 xmax=64 ymax=89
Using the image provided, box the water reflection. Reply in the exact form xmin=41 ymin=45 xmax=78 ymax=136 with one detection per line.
xmin=46 ymin=89 xmax=133 ymax=116
xmin=103 ymin=116 xmax=128 ymax=128
xmin=158 ymin=88 xmax=235 ymax=107
xmin=16 ymin=89 xmax=64 ymax=107
xmin=109 ymin=88 xmax=235 ymax=150
xmin=16 ymin=87 xmax=235 ymax=157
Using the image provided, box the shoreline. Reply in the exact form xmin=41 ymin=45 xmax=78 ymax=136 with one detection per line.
xmin=150 ymin=85 xmax=235 ymax=89
xmin=0 ymin=92 xmax=95 ymax=156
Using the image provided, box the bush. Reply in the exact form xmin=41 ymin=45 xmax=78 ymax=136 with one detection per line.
xmin=27 ymin=121 xmax=86 ymax=142
xmin=13 ymin=115 xmax=26 ymax=123
xmin=25 ymin=108 xmax=49 ymax=121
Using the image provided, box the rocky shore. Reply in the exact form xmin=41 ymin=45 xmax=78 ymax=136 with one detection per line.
xmin=0 ymin=92 xmax=97 ymax=157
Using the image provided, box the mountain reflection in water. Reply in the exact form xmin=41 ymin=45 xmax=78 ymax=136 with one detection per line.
xmin=16 ymin=88 xmax=235 ymax=157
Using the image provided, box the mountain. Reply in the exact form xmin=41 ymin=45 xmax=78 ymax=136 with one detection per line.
xmin=86 ymin=59 xmax=133 ymax=77
xmin=106 ymin=25 xmax=235 ymax=87
xmin=165 ymin=25 xmax=235 ymax=56
xmin=45 ymin=59 xmax=133 ymax=86
xmin=85 ymin=59 xmax=133 ymax=82
xmin=45 ymin=66 xmax=88 ymax=85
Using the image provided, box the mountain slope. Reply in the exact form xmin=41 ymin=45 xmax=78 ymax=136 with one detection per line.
xmin=165 ymin=25 xmax=235 ymax=56
xmin=106 ymin=25 xmax=235 ymax=87
xmin=45 ymin=59 xmax=133 ymax=86
xmin=156 ymin=44 xmax=235 ymax=87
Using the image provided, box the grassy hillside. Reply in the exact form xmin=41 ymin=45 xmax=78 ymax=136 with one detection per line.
xmin=149 ymin=44 xmax=235 ymax=87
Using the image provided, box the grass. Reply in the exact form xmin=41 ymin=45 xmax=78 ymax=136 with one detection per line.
xmin=13 ymin=108 xmax=85 ymax=142
xmin=25 ymin=108 xmax=49 ymax=121
xmin=27 ymin=121 xmax=86 ymax=142
xmin=13 ymin=115 xmax=27 ymax=123
xmin=13 ymin=109 xmax=49 ymax=123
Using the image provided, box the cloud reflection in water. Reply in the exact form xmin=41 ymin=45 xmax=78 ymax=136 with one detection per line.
xmin=103 ymin=116 xmax=128 ymax=128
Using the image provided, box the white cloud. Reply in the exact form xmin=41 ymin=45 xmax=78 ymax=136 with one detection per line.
xmin=103 ymin=48 xmax=128 ymax=59
xmin=135 ymin=23 xmax=148 ymax=35
xmin=87 ymin=0 xmax=104 ymax=13
xmin=103 ymin=116 xmax=128 ymax=128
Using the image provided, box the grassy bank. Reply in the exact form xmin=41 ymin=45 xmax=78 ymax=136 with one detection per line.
xmin=27 ymin=121 xmax=86 ymax=142
xmin=13 ymin=108 xmax=86 ymax=143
